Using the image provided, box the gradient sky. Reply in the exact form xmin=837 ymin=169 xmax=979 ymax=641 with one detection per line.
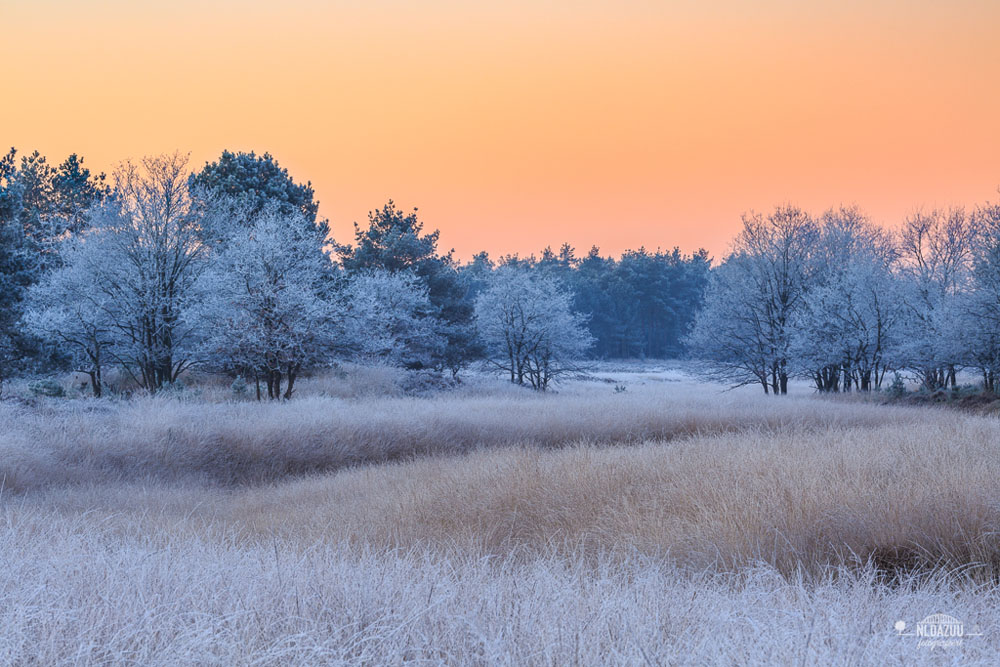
xmin=3 ymin=0 xmax=999 ymax=261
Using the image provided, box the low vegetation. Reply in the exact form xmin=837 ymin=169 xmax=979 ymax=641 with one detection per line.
xmin=2 ymin=369 xmax=1000 ymax=662
xmin=1 ymin=373 xmax=916 ymax=492
xmin=4 ymin=525 xmax=998 ymax=665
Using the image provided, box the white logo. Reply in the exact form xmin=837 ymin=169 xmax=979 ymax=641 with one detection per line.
xmin=895 ymin=614 xmax=983 ymax=649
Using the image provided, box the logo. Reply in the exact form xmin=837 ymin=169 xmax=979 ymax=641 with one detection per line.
xmin=895 ymin=614 xmax=983 ymax=649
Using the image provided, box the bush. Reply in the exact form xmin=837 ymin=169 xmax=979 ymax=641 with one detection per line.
xmin=28 ymin=378 xmax=65 ymax=397
xmin=156 ymin=381 xmax=201 ymax=401
xmin=401 ymin=370 xmax=457 ymax=395
xmin=231 ymin=376 xmax=248 ymax=398
xmin=888 ymin=373 xmax=906 ymax=399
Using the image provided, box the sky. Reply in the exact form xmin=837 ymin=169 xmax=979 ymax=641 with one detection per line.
xmin=2 ymin=0 xmax=999 ymax=261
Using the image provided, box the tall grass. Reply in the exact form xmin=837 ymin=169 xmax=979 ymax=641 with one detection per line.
xmin=1 ymin=511 xmax=999 ymax=665
xmin=17 ymin=413 xmax=1000 ymax=578
xmin=0 ymin=514 xmax=1000 ymax=665
xmin=0 ymin=385 xmax=930 ymax=491
xmin=3 ymin=375 xmax=1000 ymax=663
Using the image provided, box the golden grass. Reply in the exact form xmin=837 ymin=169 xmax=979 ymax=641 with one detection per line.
xmin=0 ymin=383 xmax=926 ymax=492
xmin=20 ymin=412 xmax=1000 ymax=578
xmin=4 ymin=373 xmax=1000 ymax=662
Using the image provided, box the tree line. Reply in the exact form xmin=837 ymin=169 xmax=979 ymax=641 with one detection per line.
xmin=0 ymin=148 xmax=708 ymax=396
xmin=689 ymin=202 xmax=1000 ymax=394
xmin=9 ymin=147 xmax=995 ymax=398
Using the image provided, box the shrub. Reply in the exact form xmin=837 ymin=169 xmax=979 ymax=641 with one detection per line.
xmin=888 ymin=373 xmax=906 ymax=398
xmin=401 ymin=370 xmax=457 ymax=395
xmin=28 ymin=378 xmax=64 ymax=397
xmin=231 ymin=376 xmax=248 ymax=398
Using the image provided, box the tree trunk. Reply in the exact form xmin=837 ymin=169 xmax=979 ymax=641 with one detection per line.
xmin=89 ymin=370 xmax=102 ymax=398
xmin=283 ymin=365 xmax=298 ymax=400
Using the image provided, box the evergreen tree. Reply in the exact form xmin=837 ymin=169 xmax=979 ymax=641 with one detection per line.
xmin=338 ymin=201 xmax=479 ymax=375
xmin=0 ymin=148 xmax=105 ymax=381
xmin=536 ymin=244 xmax=710 ymax=359
xmin=0 ymin=211 xmax=34 ymax=388
xmin=52 ymin=154 xmax=108 ymax=237
xmin=190 ymin=150 xmax=329 ymax=241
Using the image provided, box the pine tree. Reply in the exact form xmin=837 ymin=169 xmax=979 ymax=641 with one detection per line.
xmin=338 ymin=201 xmax=479 ymax=376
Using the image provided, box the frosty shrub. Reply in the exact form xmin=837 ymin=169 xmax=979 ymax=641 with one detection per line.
xmin=28 ymin=377 xmax=63 ymax=397
xmin=888 ymin=373 xmax=906 ymax=398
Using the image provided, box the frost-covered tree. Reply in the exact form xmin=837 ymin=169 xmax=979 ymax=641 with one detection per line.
xmin=896 ymin=208 xmax=975 ymax=389
xmin=191 ymin=203 xmax=336 ymax=400
xmin=65 ymin=153 xmax=207 ymax=392
xmin=459 ymin=244 xmax=711 ymax=361
xmin=0 ymin=148 xmax=106 ymax=381
xmin=474 ymin=267 xmax=591 ymax=391
xmin=339 ymin=269 xmax=444 ymax=368
xmin=190 ymin=150 xmax=330 ymax=245
xmin=50 ymin=154 xmax=109 ymax=240
xmin=964 ymin=202 xmax=1000 ymax=391
xmin=21 ymin=155 xmax=201 ymax=394
xmin=0 ymin=149 xmax=108 ymax=270
xmin=791 ymin=207 xmax=902 ymax=391
xmin=688 ymin=206 xmax=817 ymax=394
xmin=338 ymin=201 xmax=478 ymax=375
xmin=688 ymin=256 xmax=775 ymax=391
xmin=0 ymin=150 xmax=35 ymax=388
xmin=24 ymin=236 xmax=116 ymax=396
xmin=0 ymin=214 xmax=33 ymax=392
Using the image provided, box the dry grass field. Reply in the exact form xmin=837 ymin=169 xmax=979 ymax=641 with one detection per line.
xmin=3 ymin=364 xmax=1000 ymax=664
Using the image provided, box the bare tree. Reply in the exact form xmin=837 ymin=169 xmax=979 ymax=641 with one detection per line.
xmin=52 ymin=153 xmax=208 ymax=392
xmin=965 ymin=201 xmax=1000 ymax=391
xmin=792 ymin=206 xmax=902 ymax=392
xmin=689 ymin=206 xmax=817 ymax=394
xmin=474 ymin=267 xmax=591 ymax=391
xmin=896 ymin=208 xmax=975 ymax=389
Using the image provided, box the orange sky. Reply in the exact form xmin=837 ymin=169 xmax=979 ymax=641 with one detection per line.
xmin=2 ymin=0 xmax=999 ymax=261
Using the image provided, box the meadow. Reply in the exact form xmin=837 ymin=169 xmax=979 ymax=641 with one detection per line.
xmin=2 ymin=364 xmax=1000 ymax=664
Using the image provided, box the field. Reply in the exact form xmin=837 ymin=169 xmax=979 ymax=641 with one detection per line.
xmin=3 ymin=364 xmax=1000 ymax=664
